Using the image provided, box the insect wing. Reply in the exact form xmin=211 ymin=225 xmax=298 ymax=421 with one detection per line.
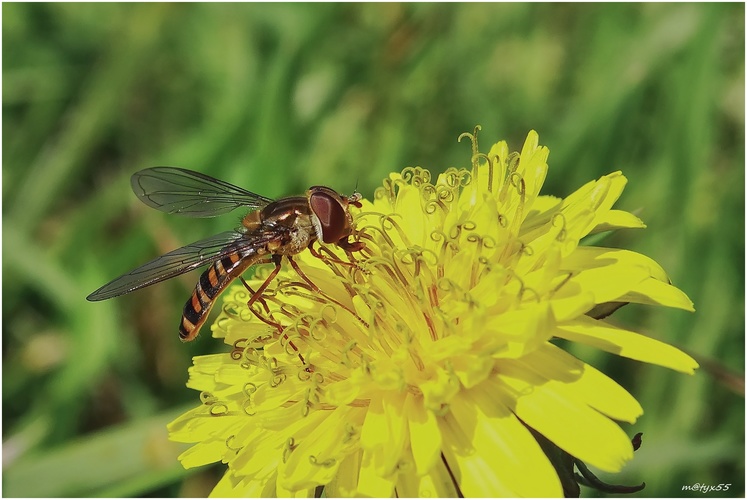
xmin=131 ymin=167 xmax=274 ymax=217
xmin=87 ymin=231 xmax=250 ymax=301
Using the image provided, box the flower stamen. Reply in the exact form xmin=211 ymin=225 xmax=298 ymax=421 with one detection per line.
xmin=309 ymin=456 xmax=337 ymax=468
xmin=282 ymin=438 xmax=297 ymax=463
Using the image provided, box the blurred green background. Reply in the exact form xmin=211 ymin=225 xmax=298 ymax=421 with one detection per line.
xmin=3 ymin=3 xmax=744 ymax=497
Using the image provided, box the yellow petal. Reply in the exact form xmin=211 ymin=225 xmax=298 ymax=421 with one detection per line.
xmin=177 ymin=440 xmax=225 ymax=469
xmin=405 ymin=393 xmax=441 ymax=475
xmin=548 ymin=281 xmax=596 ymax=322
xmin=494 ymin=358 xmax=634 ymax=472
xmin=394 ymin=452 xmax=460 ymax=497
xmin=567 ymin=258 xmax=651 ymax=304
xmin=451 ymin=352 xmax=495 ymax=388
xmin=394 ymin=184 xmax=426 ymax=246
xmin=380 ymin=392 xmax=409 ymax=473
xmin=560 ymin=247 xmax=695 ymax=309
xmin=483 ymin=140 xmax=509 ymax=194
xmin=623 ymin=277 xmax=695 ymax=311
xmin=281 ymin=407 xmax=365 ymax=490
xmin=517 ymin=131 xmax=550 ymax=210
xmin=526 ymin=343 xmax=643 ymax=423
xmin=359 ymin=395 xmax=387 ymax=450
xmin=486 ymin=302 xmax=555 ymax=358
xmin=324 ymin=375 xmax=363 ymax=406
xmin=590 ymin=209 xmax=646 ymax=233
xmin=563 ymin=246 xmax=669 ymax=282
xmin=555 ymin=316 xmax=699 ymax=373
xmin=324 ymin=452 xmax=361 ymax=497
xmin=274 ymin=481 xmax=314 ymax=498
xmin=419 ymin=365 xmax=460 ymax=411
xmin=168 ymin=409 xmax=243 ymax=443
xmin=440 ymin=389 xmax=563 ymax=497
xmin=210 ymin=470 xmax=270 ymax=497
xmin=591 ymin=172 xmax=628 ymax=214
xmin=357 ymin=448 xmax=396 ymax=497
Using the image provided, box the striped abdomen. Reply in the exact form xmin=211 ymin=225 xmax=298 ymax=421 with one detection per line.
xmin=179 ymin=248 xmax=265 ymax=341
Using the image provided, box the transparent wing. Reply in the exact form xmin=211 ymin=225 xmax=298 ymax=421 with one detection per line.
xmin=87 ymin=231 xmax=255 ymax=301
xmin=131 ymin=167 xmax=274 ymax=217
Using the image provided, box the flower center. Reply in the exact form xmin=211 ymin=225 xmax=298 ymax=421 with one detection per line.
xmin=223 ymin=129 xmax=546 ymax=414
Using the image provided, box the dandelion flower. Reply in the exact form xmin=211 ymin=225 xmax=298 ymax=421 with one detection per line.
xmin=168 ymin=129 xmax=697 ymax=497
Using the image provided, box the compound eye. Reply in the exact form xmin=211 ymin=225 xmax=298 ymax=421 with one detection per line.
xmin=309 ymin=190 xmax=347 ymax=243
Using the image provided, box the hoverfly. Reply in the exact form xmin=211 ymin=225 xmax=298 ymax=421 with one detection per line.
xmin=87 ymin=167 xmax=364 ymax=341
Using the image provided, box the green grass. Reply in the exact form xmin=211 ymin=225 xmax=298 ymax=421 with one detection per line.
xmin=3 ymin=3 xmax=743 ymax=497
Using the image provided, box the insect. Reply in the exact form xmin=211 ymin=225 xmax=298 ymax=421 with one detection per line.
xmin=87 ymin=167 xmax=364 ymax=341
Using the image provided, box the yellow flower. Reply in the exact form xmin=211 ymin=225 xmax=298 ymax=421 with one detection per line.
xmin=168 ymin=129 xmax=697 ymax=497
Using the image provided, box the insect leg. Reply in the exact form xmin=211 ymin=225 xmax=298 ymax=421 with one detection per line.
xmin=252 ymin=256 xmax=309 ymax=367
xmin=308 ymin=242 xmax=359 ymax=268
xmin=234 ymin=256 xmax=276 ymax=314
xmin=246 ymin=254 xmax=283 ymax=309
xmin=239 ymin=256 xmax=306 ymax=365
xmin=287 ymin=254 xmax=370 ymax=330
xmin=336 ymin=236 xmax=365 ymax=253
xmin=287 ymin=255 xmax=322 ymax=295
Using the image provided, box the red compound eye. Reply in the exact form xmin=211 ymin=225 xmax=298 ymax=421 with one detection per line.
xmin=308 ymin=188 xmax=348 ymax=243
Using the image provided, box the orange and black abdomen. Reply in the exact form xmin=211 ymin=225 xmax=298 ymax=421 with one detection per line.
xmin=179 ymin=248 xmax=264 ymax=341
